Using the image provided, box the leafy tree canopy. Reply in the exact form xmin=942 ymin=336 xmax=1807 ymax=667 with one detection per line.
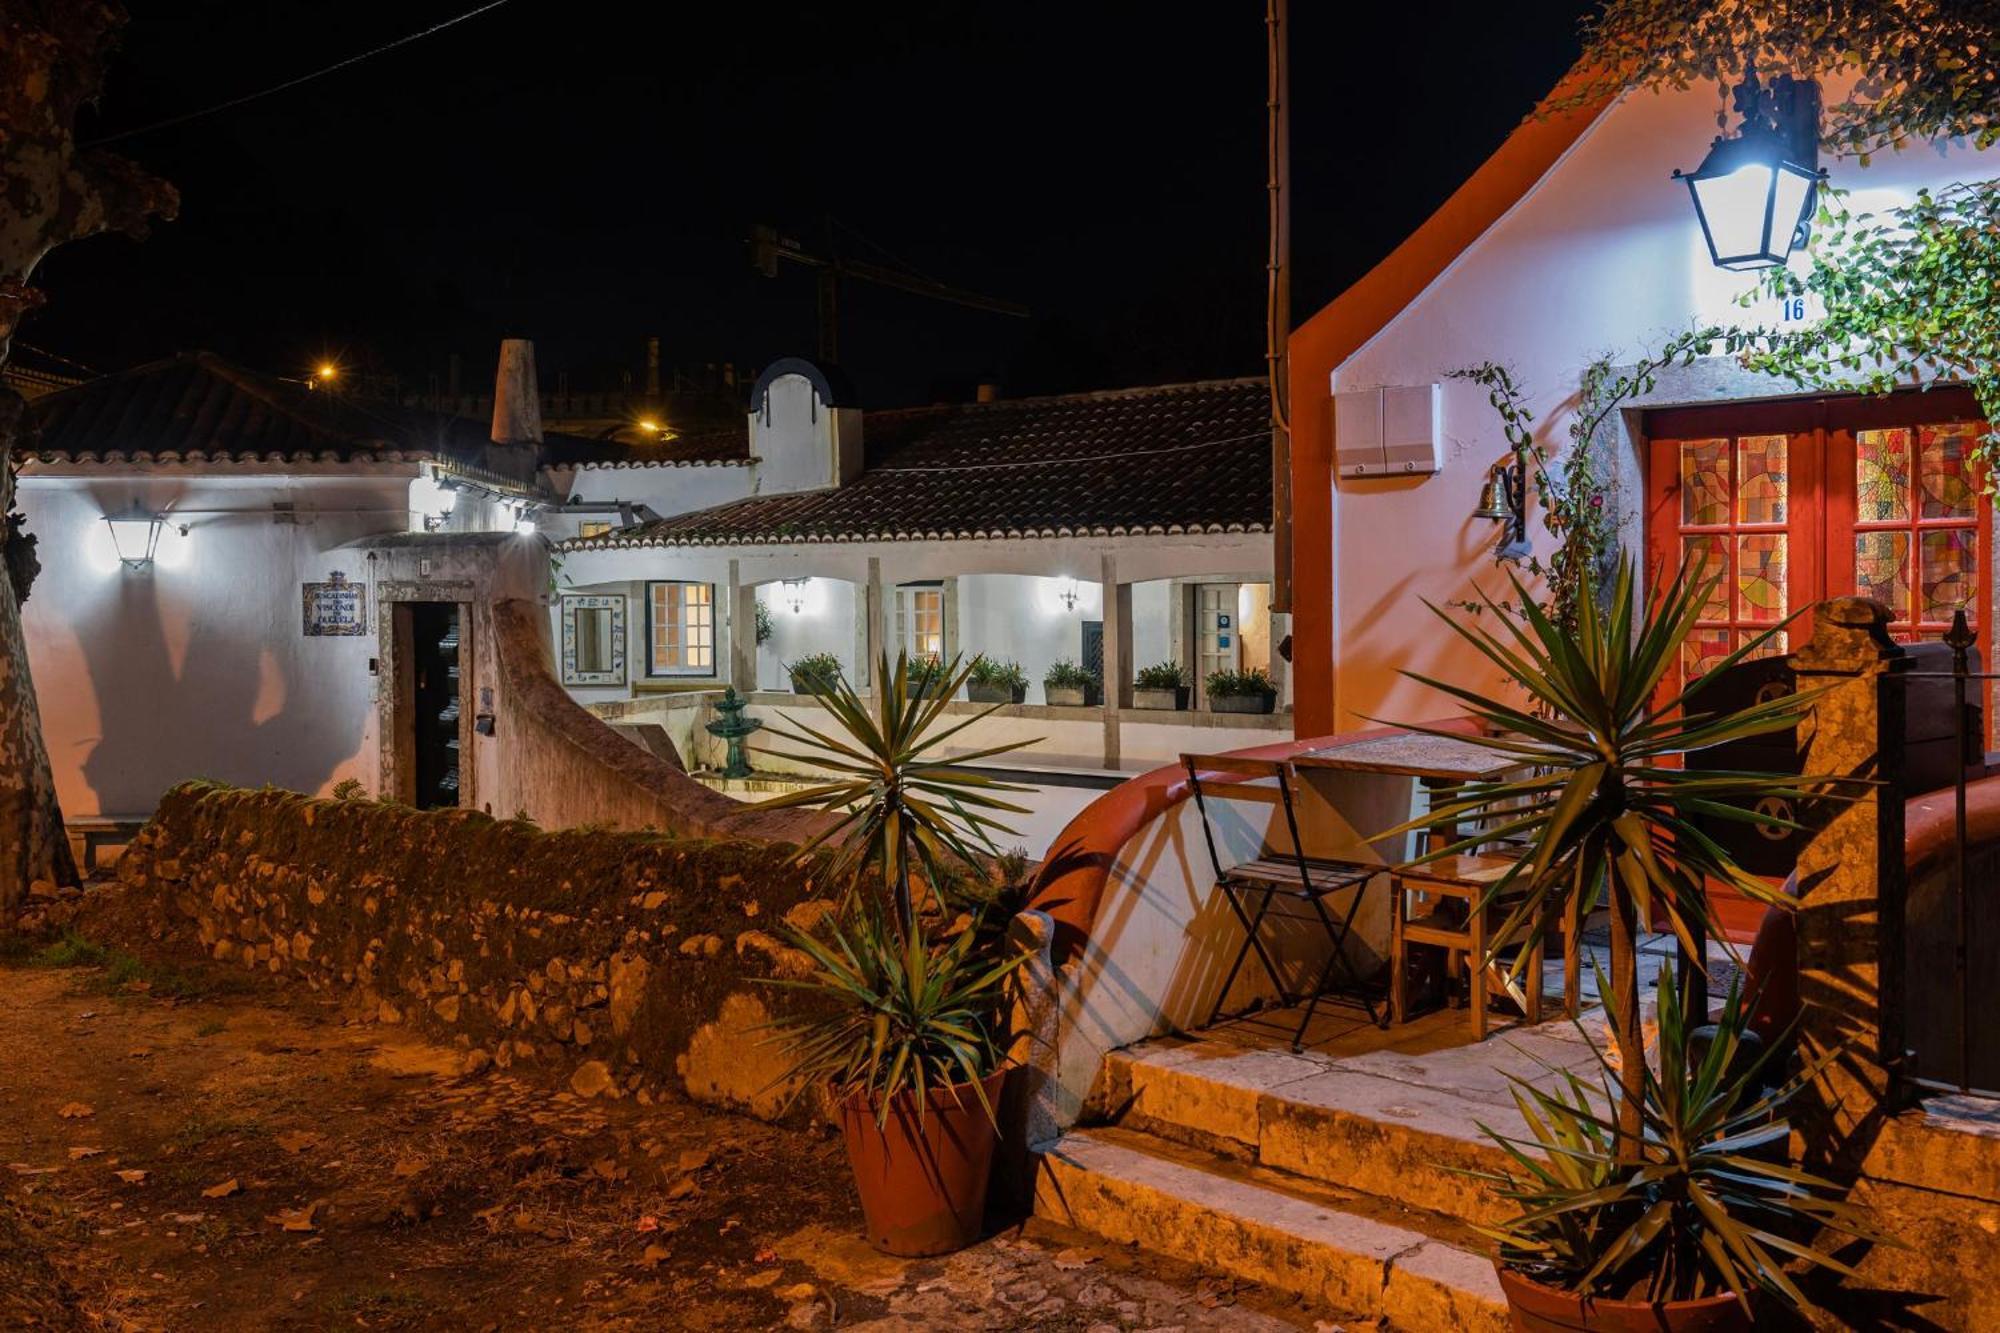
xmin=1567 ymin=0 xmax=2000 ymax=158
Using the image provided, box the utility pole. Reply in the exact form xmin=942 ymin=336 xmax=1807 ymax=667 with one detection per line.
xmin=1267 ymin=0 xmax=1294 ymax=614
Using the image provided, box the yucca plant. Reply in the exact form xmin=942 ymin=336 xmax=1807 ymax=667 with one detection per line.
xmin=1384 ymin=555 xmax=1842 ymax=1155
xmin=1475 ymin=967 xmax=1892 ymax=1316
xmin=762 ymin=901 xmax=1028 ymax=1127
xmin=755 ymin=650 xmax=1032 ymax=925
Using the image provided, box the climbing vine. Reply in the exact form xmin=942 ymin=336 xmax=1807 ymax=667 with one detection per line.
xmin=1454 ymin=327 xmax=1720 ymax=633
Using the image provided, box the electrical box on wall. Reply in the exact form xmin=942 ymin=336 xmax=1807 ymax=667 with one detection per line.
xmin=1333 ymin=383 xmax=1443 ymax=478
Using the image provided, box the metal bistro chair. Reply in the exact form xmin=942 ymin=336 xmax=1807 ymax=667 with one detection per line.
xmin=1184 ymin=754 xmax=1383 ymax=1051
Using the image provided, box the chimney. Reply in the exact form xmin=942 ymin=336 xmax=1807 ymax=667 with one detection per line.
xmin=976 ymin=382 xmax=1000 ymax=404
xmin=490 ymin=339 xmax=544 ymax=445
xmin=645 ymin=336 xmax=662 ymax=397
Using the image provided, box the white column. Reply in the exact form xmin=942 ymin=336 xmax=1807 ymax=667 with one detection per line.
xmin=1100 ymin=551 xmax=1127 ymax=770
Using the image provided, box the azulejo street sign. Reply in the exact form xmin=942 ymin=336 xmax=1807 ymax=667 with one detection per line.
xmin=303 ymin=571 xmax=368 ymax=637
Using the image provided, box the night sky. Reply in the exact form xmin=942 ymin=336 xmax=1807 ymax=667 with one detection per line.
xmin=26 ymin=2 xmax=1589 ymax=409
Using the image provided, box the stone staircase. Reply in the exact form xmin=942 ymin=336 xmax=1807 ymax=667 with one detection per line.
xmin=1033 ymin=1010 xmax=1615 ymax=1329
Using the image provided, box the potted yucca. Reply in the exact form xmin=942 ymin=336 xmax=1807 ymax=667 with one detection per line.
xmin=788 ymin=652 xmax=843 ymax=695
xmin=756 ymin=653 xmax=1036 ymax=1255
xmin=1131 ymin=660 xmax=1190 ymax=710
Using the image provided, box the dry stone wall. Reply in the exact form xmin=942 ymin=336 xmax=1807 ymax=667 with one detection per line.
xmin=113 ymin=782 xmax=835 ymax=1121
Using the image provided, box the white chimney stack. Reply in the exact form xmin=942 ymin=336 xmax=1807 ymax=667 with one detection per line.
xmin=490 ymin=339 xmax=544 ymax=445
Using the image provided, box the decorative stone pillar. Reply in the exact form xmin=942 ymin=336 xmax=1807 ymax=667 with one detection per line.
xmin=1099 ymin=552 xmax=1126 ymax=770
xmin=1790 ymin=597 xmax=1909 ymax=1158
xmin=726 ymin=560 xmax=756 ymax=696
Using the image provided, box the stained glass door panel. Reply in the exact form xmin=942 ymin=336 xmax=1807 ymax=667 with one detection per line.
xmin=1834 ymin=422 xmax=1986 ymax=639
xmin=1651 ymin=432 xmax=1816 ymax=689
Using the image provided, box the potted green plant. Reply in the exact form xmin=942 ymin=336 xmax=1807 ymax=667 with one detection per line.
xmin=1384 ymin=557 xmax=1862 ymax=1325
xmin=1131 ymin=660 xmax=1190 ymax=710
xmin=788 ymin=652 xmax=842 ymax=695
xmin=1205 ymin=666 xmax=1276 ymax=714
xmin=754 ymin=653 xmax=1038 ymax=1256
xmin=1043 ymin=657 xmax=1099 ymax=707
xmin=1475 ymin=969 xmax=1890 ymax=1329
xmin=907 ymin=653 xmax=948 ymax=699
xmin=966 ymin=656 xmax=1028 ymax=705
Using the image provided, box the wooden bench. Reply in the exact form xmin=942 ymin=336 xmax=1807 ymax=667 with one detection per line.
xmin=64 ymin=815 xmax=151 ymax=873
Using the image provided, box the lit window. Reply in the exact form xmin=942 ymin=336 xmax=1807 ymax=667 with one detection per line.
xmin=578 ymin=519 xmax=613 ymax=540
xmin=647 ymin=581 xmax=714 ymax=675
xmin=896 ymin=584 xmax=945 ymax=660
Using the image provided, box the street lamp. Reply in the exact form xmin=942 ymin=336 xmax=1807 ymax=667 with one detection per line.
xmin=1675 ymin=69 xmax=1824 ymax=272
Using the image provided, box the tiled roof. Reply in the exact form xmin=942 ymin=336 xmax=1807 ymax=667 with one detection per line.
xmin=575 ymin=377 xmax=1271 ymax=547
xmin=539 ymin=424 xmax=750 ymax=469
xmin=24 ymin=352 xmax=590 ymax=479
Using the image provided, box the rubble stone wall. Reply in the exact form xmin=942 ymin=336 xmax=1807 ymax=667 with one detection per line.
xmin=113 ymin=782 xmax=834 ymax=1121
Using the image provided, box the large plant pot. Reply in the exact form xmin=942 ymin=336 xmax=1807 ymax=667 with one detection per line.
xmin=840 ymin=1069 xmax=1008 ymax=1257
xmin=791 ymin=672 xmax=836 ymax=696
xmin=1131 ymin=686 xmax=1189 ymax=710
xmin=1045 ymin=685 xmax=1089 ymax=707
xmin=967 ymin=683 xmax=1027 ymax=704
xmin=1496 ymin=1265 xmax=1753 ymax=1332
xmin=1209 ymin=691 xmax=1276 ymax=715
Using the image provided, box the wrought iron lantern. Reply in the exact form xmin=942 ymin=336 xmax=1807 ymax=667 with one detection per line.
xmin=1675 ymin=68 xmax=1825 ymax=272
xmin=1055 ymin=578 xmax=1080 ymax=612
xmin=783 ymin=577 xmax=810 ymax=613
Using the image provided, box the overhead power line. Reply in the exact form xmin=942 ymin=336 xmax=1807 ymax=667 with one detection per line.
xmin=87 ymin=0 xmax=515 ymax=147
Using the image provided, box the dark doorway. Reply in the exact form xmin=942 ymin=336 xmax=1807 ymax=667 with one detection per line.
xmin=409 ymin=602 xmax=462 ymax=809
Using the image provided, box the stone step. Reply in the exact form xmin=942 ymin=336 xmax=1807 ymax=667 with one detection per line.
xmin=1096 ymin=1019 xmax=1610 ymax=1224
xmin=1034 ymin=1125 xmax=1508 ymax=1330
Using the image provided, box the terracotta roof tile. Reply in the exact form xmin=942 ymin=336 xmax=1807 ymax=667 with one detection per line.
xmin=578 ymin=378 xmax=1270 ymax=547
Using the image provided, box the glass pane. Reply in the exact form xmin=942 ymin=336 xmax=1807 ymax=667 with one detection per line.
xmin=1856 ymin=427 xmax=1913 ymax=523
xmin=1679 ymin=438 xmax=1731 ymax=526
xmin=1738 ymin=629 xmax=1788 ymax=662
xmin=1683 ymin=627 xmax=1733 ymax=682
xmin=1919 ymin=422 xmax=1978 ymax=520
xmin=1854 ymin=530 xmax=1911 ymax=621
xmin=1736 ymin=435 xmax=1788 ymax=524
xmin=1681 ymin=535 xmax=1729 ymax=620
xmin=1735 ymin=533 xmax=1788 ymax=622
xmin=1921 ymin=528 xmax=1977 ymax=622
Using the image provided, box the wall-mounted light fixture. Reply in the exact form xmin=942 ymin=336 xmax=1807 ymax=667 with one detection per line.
xmin=1675 ymin=66 xmax=1824 ymax=272
xmin=103 ymin=501 xmax=184 ymax=569
xmin=1474 ymin=460 xmax=1533 ymax=564
xmin=783 ymin=577 xmax=811 ymax=614
xmin=1054 ymin=577 xmax=1080 ymax=612
xmin=410 ymin=473 xmax=458 ymax=531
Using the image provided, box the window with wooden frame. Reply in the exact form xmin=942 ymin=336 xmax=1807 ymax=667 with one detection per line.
xmin=577 ymin=519 xmax=614 ymax=540
xmin=894 ymin=583 xmax=945 ymax=661
xmin=645 ymin=580 xmax=714 ymax=676
xmin=1646 ymin=390 xmax=1991 ymax=698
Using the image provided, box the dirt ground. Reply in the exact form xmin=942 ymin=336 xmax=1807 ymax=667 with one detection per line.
xmin=0 ymin=938 xmax=1351 ymax=1332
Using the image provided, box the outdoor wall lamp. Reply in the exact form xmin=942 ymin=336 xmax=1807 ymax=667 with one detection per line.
xmin=1675 ymin=66 xmax=1825 ymax=271
xmin=783 ymin=577 xmax=810 ymax=613
xmin=1055 ymin=577 xmax=1080 ymax=612
xmin=411 ymin=473 xmax=458 ymax=531
xmin=1475 ymin=461 xmax=1532 ymax=564
xmin=104 ymin=502 xmax=184 ymax=569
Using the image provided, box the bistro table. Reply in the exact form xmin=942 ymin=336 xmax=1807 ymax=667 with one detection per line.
xmin=1292 ymin=731 xmax=1540 ymax=1025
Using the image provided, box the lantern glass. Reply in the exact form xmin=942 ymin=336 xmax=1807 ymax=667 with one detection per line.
xmin=1681 ymin=134 xmax=1819 ymax=271
xmin=104 ymin=506 xmax=164 ymax=568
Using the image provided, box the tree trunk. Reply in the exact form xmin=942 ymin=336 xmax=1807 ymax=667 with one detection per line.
xmin=0 ymin=0 xmax=177 ymax=909
xmin=1607 ymin=885 xmax=1646 ymax=1158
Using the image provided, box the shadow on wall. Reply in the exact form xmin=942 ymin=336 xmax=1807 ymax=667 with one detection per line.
xmin=73 ymin=574 xmax=362 ymax=814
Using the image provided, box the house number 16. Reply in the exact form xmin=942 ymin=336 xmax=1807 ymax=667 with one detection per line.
xmin=1782 ymin=296 xmax=1807 ymax=322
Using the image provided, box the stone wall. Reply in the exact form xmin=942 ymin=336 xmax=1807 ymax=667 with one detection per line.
xmin=110 ymin=782 xmax=834 ymax=1121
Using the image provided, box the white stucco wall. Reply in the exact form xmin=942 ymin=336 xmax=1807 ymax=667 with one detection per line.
xmin=15 ymin=466 xmax=417 ymax=818
xmin=1326 ymin=79 xmax=2000 ymax=728
xmin=548 ymin=463 xmax=753 ymax=544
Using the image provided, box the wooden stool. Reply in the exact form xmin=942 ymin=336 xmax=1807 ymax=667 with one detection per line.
xmin=1390 ymin=854 xmax=1538 ymax=1040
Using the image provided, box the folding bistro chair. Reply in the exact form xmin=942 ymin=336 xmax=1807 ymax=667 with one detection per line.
xmin=1183 ymin=754 xmax=1384 ymax=1051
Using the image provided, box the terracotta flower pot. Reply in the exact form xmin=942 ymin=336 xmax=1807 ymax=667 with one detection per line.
xmin=839 ymin=1068 xmax=1008 ymax=1257
xmin=1496 ymin=1264 xmax=1753 ymax=1332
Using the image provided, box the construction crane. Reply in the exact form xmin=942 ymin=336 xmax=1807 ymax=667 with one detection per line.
xmin=750 ymin=222 xmax=1028 ymax=365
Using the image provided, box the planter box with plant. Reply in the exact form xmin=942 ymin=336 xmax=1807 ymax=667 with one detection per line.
xmin=1205 ymin=666 xmax=1276 ymax=714
xmin=1131 ymin=661 xmax=1190 ymax=710
xmin=1043 ymin=657 xmax=1099 ymax=708
xmin=788 ymin=652 xmax=842 ymax=696
xmin=1385 ymin=557 xmax=1875 ymax=1328
xmin=754 ymin=652 xmax=1040 ymax=1257
xmin=966 ymin=656 xmax=1028 ymax=705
